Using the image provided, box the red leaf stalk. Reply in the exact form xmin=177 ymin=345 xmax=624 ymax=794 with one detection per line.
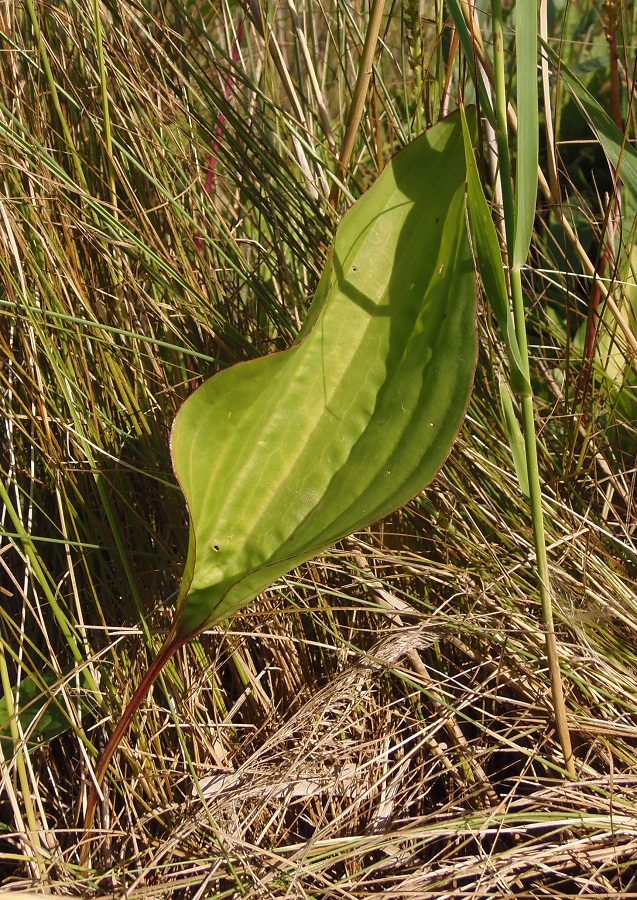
xmin=80 ymin=631 xmax=191 ymax=866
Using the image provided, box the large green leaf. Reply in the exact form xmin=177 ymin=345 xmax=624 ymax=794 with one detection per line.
xmin=171 ymin=110 xmax=477 ymax=638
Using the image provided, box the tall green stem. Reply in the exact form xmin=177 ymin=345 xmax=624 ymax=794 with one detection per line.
xmin=519 ymin=392 xmax=575 ymax=777
xmin=491 ymin=0 xmax=516 ymax=252
xmin=23 ymin=0 xmax=87 ymax=194
xmin=491 ymin=0 xmax=575 ymax=777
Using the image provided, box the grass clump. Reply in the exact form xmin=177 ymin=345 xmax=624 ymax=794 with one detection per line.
xmin=1 ymin=0 xmax=637 ymax=896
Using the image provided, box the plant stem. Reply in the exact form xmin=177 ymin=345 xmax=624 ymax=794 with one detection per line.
xmin=80 ymin=630 xmax=190 ymax=867
xmin=491 ymin=0 xmax=515 ymax=249
xmin=23 ymin=0 xmax=87 ymax=194
xmin=519 ymin=392 xmax=575 ymax=777
xmin=490 ymin=0 xmax=576 ymax=777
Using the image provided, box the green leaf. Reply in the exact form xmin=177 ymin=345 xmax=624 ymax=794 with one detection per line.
xmin=171 ymin=110 xmax=478 ymax=638
xmin=445 ymin=0 xmax=495 ymax=126
xmin=499 ymin=380 xmax=530 ymax=498
xmin=513 ymin=0 xmax=539 ymax=269
xmin=460 ymin=108 xmax=531 ymax=397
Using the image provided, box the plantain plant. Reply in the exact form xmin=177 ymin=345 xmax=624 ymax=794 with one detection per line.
xmin=82 ymin=7 xmax=637 ymax=844
xmin=81 ymin=108 xmax=479 ymax=853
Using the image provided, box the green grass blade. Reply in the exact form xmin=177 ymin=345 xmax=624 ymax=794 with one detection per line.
xmin=499 ymin=380 xmax=530 ymax=497
xmin=460 ymin=107 xmax=530 ymax=395
xmin=446 ymin=0 xmax=495 ymax=124
xmin=544 ymin=42 xmax=637 ymax=194
xmin=512 ymin=0 xmax=539 ymax=269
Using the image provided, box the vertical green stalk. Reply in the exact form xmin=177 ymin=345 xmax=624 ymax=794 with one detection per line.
xmin=407 ymin=0 xmax=423 ymax=131
xmin=490 ymin=0 xmax=515 ymax=245
xmin=490 ymin=0 xmax=576 ymax=776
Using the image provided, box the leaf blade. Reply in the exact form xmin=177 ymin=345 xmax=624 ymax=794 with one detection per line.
xmin=499 ymin=380 xmax=530 ymax=497
xmin=513 ymin=0 xmax=539 ymax=269
xmin=172 ymin=111 xmax=478 ymax=637
xmin=460 ymin=107 xmax=531 ymax=396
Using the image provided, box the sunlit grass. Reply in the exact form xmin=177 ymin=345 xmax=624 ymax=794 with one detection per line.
xmin=1 ymin=0 xmax=637 ymax=895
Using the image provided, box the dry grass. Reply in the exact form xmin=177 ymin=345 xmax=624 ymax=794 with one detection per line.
xmin=1 ymin=0 xmax=637 ymax=896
